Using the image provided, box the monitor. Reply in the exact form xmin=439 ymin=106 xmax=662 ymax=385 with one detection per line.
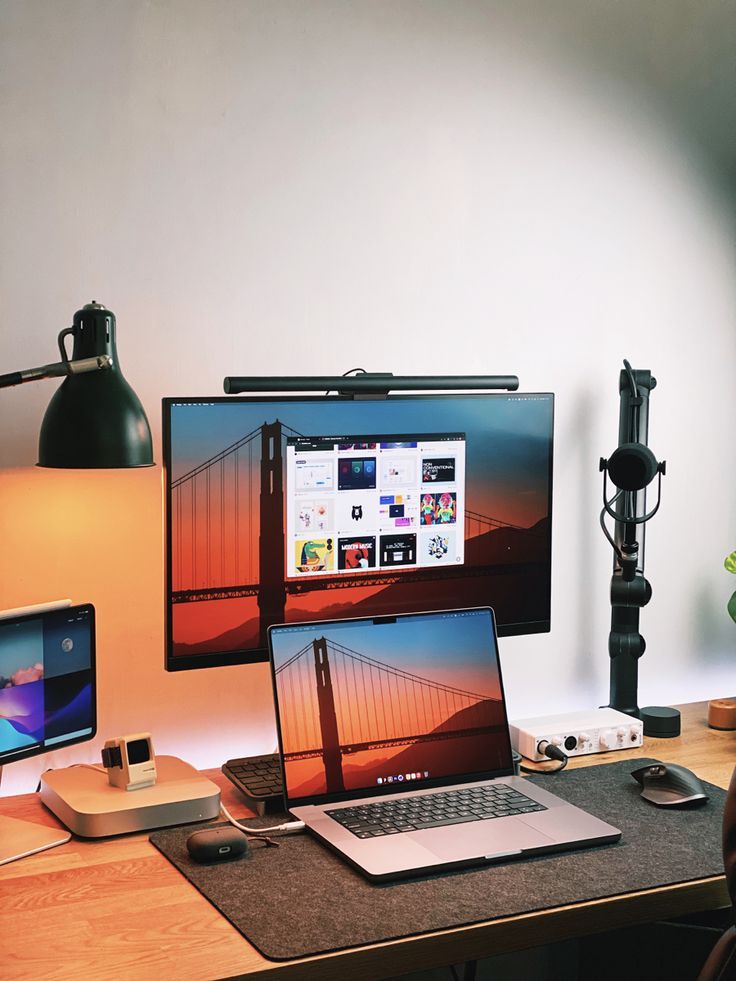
xmin=163 ymin=393 xmax=554 ymax=670
xmin=0 ymin=602 xmax=96 ymax=865
xmin=0 ymin=603 xmax=96 ymax=766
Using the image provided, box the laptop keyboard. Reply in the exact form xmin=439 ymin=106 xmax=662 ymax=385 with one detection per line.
xmin=326 ymin=783 xmax=547 ymax=838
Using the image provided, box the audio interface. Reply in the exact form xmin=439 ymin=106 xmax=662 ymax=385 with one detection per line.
xmin=509 ymin=708 xmax=644 ymax=761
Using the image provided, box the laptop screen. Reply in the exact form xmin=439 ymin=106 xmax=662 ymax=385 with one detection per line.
xmin=268 ymin=607 xmax=514 ymax=804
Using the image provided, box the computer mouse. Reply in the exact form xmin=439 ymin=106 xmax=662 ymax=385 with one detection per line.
xmin=186 ymin=827 xmax=251 ymax=863
xmin=631 ymin=763 xmax=708 ymax=807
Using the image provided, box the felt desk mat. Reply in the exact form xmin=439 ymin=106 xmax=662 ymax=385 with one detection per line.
xmin=149 ymin=758 xmax=726 ymax=961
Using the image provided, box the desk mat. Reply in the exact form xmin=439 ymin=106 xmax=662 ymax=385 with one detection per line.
xmin=149 ymin=758 xmax=727 ymax=961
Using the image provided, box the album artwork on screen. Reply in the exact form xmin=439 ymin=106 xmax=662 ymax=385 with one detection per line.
xmin=164 ymin=394 xmax=554 ymax=668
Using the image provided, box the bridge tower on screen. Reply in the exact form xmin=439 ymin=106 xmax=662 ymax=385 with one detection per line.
xmin=312 ymin=636 xmax=345 ymax=794
xmin=258 ymin=421 xmax=287 ymax=646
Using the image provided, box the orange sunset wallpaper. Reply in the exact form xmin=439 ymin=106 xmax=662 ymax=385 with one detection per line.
xmin=269 ymin=610 xmax=512 ymax=800
xmin=165 ymin=395 xmax=553 ymax=667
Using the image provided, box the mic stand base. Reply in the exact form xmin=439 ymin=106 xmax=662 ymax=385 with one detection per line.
xmin=640 ymin=705 xmax=681 ymax=738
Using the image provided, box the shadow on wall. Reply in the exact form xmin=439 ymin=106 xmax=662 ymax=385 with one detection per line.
xmin=692 ymin=579 xmax=736 ymax=668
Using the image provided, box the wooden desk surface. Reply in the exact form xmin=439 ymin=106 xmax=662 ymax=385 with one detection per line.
xmin=2 ymin=702 xmax=734 ymax=981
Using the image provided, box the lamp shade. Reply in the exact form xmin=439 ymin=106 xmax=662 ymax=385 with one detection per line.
xmin=38 ymin=302 xmax=154 ymax=468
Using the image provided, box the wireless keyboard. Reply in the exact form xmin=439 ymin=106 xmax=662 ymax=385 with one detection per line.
xmin=221 ymin=754 xmax=284 ymax=814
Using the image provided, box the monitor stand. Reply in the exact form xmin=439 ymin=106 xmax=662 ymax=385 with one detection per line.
xmin=0 ymin=815 xmax=71 ymax=866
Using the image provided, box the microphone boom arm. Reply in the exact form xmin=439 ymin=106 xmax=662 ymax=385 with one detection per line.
xmin=606 ymin=364 xmax=657 ymax=716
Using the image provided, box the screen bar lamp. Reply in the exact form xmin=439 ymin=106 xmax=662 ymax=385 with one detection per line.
xmin=1 ymin=302 xmax=153 ymax=468
xmin=224 ymin=373 xmax=520 ymax=395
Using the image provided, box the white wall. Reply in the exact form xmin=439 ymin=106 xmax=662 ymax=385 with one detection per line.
xmin=1 ymin=0 xmax=734 ymax=794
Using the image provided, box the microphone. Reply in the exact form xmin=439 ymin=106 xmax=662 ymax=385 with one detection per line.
xmin=600 ymin=442 xmax=666 ymax=582
xmin=600 ymin=444 xmax=666 ymax=582
xmin=606 ymin=442 xmax=659 ymax=492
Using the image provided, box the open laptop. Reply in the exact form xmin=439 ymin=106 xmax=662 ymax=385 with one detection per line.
xmin=267 ymin=607 xmax=621 ymax=882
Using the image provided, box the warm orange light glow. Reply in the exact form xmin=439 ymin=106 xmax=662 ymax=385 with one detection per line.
xmin=0 ymin=467 xmax=277 ymax=795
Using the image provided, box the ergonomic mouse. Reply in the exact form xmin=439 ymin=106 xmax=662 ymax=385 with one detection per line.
xmin=631 ymin=763 xmax=708 ymax=807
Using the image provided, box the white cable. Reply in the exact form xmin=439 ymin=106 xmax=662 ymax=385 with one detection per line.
xmin=219 ymin=801 xmax=305 ymax=835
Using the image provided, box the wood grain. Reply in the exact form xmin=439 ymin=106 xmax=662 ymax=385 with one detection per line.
xmin=1 ymin=702 xmax=733 ymax=981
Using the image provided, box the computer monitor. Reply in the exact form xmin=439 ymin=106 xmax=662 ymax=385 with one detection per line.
xmin=163 ymin=393 xmax=554 ymax=671
xmin=0 ymin=602 xmax=96 ymax=864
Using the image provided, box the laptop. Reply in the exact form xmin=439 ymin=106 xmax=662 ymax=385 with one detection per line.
xmin=267 ymin=607 xmax=621 ymax=882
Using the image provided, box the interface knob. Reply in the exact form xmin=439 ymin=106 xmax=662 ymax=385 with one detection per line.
xmin=599 ymin=728 xmax=617 ymax=750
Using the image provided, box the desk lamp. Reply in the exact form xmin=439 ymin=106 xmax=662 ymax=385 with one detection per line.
xmin=0 ymin=304 xmax=153 ymax=863
xmin=1 ymin=301 xmax=153 ymax=468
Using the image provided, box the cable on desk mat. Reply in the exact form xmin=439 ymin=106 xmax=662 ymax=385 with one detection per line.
xmin=519 ymin=740 xmax=568 ymax=775
xmin=219 ymin=801 xmax=305 ymax=844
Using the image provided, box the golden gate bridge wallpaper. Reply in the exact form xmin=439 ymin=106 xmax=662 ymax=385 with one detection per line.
xmin=269 ymin=613 xmax=509 ymax=798
xmin=166 ymin=397 xmax=552 ymax=661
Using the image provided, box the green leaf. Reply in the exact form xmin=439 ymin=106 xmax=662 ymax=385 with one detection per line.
xmin=729 ymin=591 xmax=736 ymax=624
xmin=725 ymin=552 xmax=736 ymax=574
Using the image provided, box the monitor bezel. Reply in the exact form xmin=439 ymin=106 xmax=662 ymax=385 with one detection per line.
xmin=0 ymin=602 xmax=97 ymax=767
xmin=163 ymin=393 xmax=554 ymax=671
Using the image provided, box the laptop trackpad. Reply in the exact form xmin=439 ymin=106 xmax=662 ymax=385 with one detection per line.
xmin=420 ymin=818 xmax=554 ymax=860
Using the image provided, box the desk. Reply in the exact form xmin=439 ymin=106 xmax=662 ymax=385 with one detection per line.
xmin=2 ymin=702 xmax=734 ymax=981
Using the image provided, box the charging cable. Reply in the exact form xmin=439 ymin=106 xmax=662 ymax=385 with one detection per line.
xmin=219 ymin=801 xmax=305 ymax=847
xmin=519 ymin=740 xmax=568 ymax=775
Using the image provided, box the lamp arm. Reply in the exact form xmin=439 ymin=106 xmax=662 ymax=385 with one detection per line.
xmin=0 ymin=355 xmax=112 ymax=389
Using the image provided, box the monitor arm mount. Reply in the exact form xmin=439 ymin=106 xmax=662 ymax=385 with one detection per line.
xmin=599 ymin=361 xmax=678 ymax=736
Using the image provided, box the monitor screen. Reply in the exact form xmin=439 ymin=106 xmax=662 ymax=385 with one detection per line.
xmin=269 ymin=608 xmax=514 ymax=804
xmin=0 ymin=604 xmax=96 ymax=766
xmin=163 ymin=393 xmax=554 ymax=670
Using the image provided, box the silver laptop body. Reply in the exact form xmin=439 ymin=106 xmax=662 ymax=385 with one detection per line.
xmin=268 ymin=607 xmax=621 ymax=882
